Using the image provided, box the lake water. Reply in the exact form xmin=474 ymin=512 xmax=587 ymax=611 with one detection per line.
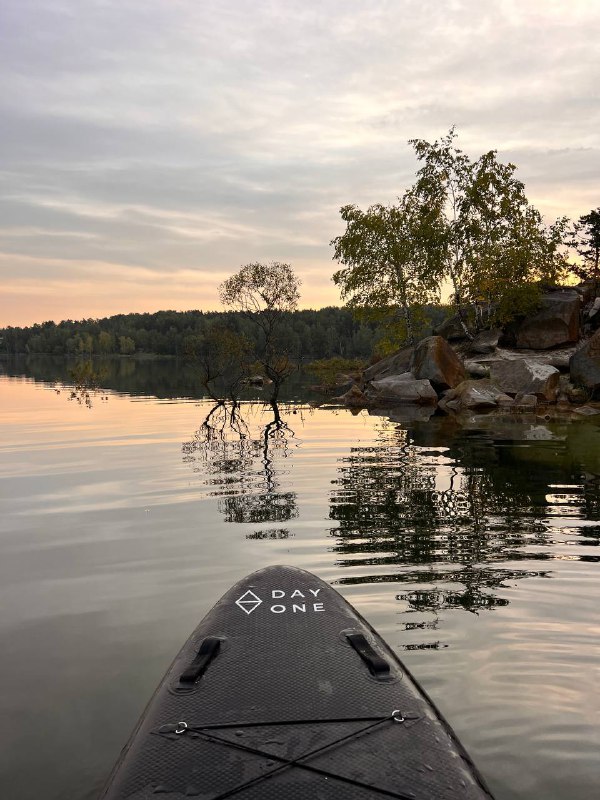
xmin=1 ymin=358 xmax=599 ymax=799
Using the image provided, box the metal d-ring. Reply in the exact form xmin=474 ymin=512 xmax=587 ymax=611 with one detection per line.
xmin=175 ymin=721 xmax=188 ymax=735
xmin=391 ymin=709 xmax=405 ymax=723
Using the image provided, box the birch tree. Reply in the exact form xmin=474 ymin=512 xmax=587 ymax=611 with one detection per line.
xmin=409 ymin=128 xmax=568 ymax=335
xmin=331 ymin=193 xmax=443 ymax=346
xmin=332 ymin=128 xmax=568 ymax=345
xmin=568 ymin=208 xmax=600 ymax=296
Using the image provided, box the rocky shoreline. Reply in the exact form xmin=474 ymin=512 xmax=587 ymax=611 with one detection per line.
xmin=331 ymin=286 xmax=600 ymax=419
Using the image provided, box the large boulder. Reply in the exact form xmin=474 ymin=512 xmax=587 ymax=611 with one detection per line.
xmin=439 ymin=379 xmax=513 ymax=412
xmin=433 ymin=314 xmax=469 ymax=341
xmin=362 ymin=346 xmax=413 ymax=383
xmin=570 ymin=329 xmax=600 ymax=395
xmin=584 ymin=296 xmax=600 ymax=332
xmin=336 ymin=384 xmax=370 ymax=407
xmin=366 ymin=373 xmax=438 ymax=405
xmin=464 ymin=360 xmax=490 ymax=378
xmin=489 ymin=359 xmax=560 ymax=401
xmin=469 ymin=328 xmax=502 ymax=354
xmin=573 ymin=405 xmax=600 ymax=416
xmin=410 ymin=335 xmax=467 ymax=391
xmin=576 ymin=281 xmax=597 ymax=306
xmin=509 ymin=290 xmax=580 ymax=349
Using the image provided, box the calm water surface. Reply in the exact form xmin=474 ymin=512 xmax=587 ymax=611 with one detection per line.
xmin=0 ymin=359 xmax=599 ymax=799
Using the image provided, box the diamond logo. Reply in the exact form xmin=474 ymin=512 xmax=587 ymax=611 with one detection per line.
xmin=235 ymin=590 xmax=262 ymax=615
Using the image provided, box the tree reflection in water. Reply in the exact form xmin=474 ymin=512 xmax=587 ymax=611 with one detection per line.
xmin=329 ymin=415 xmax=600 ymax=617
xmin=67 ymin=360 xmax=110 ymax=408
xmin=182 ymin=400 xmax=299 ymax=531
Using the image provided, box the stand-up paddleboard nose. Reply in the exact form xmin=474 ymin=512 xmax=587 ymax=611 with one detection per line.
xmin=101 ymin=565 xmax=494 ymax=799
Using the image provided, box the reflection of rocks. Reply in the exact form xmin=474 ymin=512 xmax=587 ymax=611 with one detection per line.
xmin=246 ymin=528 xmax=293 ymax=540
xmin=366 ymin=374 xmax=438 ymax=404
xmin=327 ymin=415 xmax=589 ymax=614
xmin=447 ymin=413 xmax=563 ymax=443
xmin=247 ymin=375 xmax=267 ymax=387
xmin=489 ymin=359 xmax=560 ymax=401
xmin=220 ymin=493 xmax=298 ymax=524
xmin=396 ymin=576 xmax=510 ymax=614
xmin=570 ymin=329 xmax=600 ymax=395
xmin=573 ymin=405 xmax=600 ymax=416
xmin=370 ymin=404 xmax=436 ymax=425
xmin=410 ymin=335 xmax=466 ymax=390
xmin=521 ymin=424 xmax=559 ymax=441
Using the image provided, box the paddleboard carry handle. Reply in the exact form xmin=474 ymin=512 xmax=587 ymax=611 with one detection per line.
xmin=178 ymin=636 xmax=222 ymax=685
xmin=345 ymin=632 xmax=391 ymax=679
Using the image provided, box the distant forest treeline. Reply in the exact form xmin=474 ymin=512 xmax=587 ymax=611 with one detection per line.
xmin=0 ymin=306 xmax=450 ymax=361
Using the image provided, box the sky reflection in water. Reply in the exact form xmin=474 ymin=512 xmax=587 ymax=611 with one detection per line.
xmin=0 ymin=364 xmax=599 ymax=800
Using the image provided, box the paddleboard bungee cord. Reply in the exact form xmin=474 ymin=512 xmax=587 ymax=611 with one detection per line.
xmin=155 ymin=710 xmax=416 ymax=800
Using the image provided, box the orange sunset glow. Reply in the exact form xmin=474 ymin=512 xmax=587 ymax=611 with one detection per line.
xmin=2 ymin=1 xmax=599 ymax=328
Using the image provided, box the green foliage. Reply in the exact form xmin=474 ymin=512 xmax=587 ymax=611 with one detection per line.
xmin=68 ymin=360 xmax=109 ymax=407
xmin=1 ymin=308 xmax=383 ymax=360
xmin=306 ymin=357 xmax=366 ymax=386
xmin=219 ymin=262 xmax=302 ymax=398
xmin=97 ymin=331 xmax=115 ymax=354
xmin=568 ymin=207 xmax=600 ymax=293
xmin=189 ymin=324 xmax=252 ymax=400
xmin=219 ymin=262 xmax=301 ymax=317
xmin=409 ymin=128 xmax=568 ymax=334
xmin=332 ymin=127 xmax=569 ymax=341
xmin=118 ymin=335 xmax=135 ymax=355
xmin=331 ymin=196 xmax=441 ymax=345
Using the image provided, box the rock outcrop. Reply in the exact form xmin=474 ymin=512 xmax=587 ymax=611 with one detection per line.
xmin=362 ymin=346 xmax=413 ymax=383
xmin=410 ymin=336 xmax=467 ymax=391
xmin=469 ymin=328 xmax=502 ymax=354
xmin=507 ymin=289 xmax=580 ymax=349
xmin=335 ymin=384 xmax=370 ymax=407
xmin=573 ymin=405 xmax=600 ymax=416
xmin=585 ymin=297 xmax=600 ymax=331
xmin=434 ymin=314 xmax=469 ymax=341
xmin=464 ymin=361 xmax=489 ymax=378
xmin=513 ymin=393 xmax=538 ymax=409
xmin=366 ymin=373 xmax=438 ymax=405
xmin=489 ymin=359 xmax=560 ymax=401
xmin=570 ymin=329 xmax=600 ymax=395
xmin=439 ymin=379 xmax=513 ymax=412
xmin=334 ymin=285 xmax=598 ymax=417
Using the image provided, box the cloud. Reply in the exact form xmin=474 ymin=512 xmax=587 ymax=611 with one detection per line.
xmin=1 ymin=0 xmax=599 ymax=325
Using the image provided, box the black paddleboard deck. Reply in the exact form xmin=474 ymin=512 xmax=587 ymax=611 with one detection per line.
xmin=101 ymin=565 xmax=493 ymax=799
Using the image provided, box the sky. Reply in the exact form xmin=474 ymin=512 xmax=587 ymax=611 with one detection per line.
xmin=1 ymin=0 xmax=599 ymax=327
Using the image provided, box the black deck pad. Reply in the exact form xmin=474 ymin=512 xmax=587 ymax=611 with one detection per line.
xmin=101 ymin=565 xmax=494 ymax=799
